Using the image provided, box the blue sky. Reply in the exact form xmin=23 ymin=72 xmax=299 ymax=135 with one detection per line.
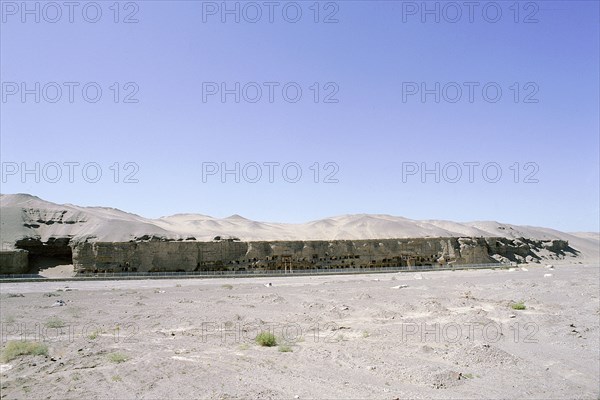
xmin=1 ymin=0 xmax=598 ymax=232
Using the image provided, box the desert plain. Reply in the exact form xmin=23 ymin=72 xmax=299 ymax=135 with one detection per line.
xmin=0 ymin=261 xmax=598 ymax=399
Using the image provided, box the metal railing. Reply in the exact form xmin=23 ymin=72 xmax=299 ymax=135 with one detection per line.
xmin=0 ymin=263 xmax=507 ymax=282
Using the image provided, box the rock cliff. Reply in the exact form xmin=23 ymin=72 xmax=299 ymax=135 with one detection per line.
xmin=0 ymin=194 xmax=590 ymax=275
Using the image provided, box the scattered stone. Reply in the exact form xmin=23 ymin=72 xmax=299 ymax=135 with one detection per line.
xmin=520 ymin=267 xmax=528 ymax=271
xmin=52 ymin=300 xmax=66 ymax=307
xmin=0 ymin=364 xmax=12 ymax=374
xmin=509 ymin=314 xmax=516 ymax=318
xmin=264 ymin=283 xmax=272 ymax=287
xmin=391 ymin=285 xmax=409 ymax=289
xmin=544 ymin=273 xmax=553 ymax=278
xmin=414 ymin=274 xmax=423 ymax=280
xmin=331 ymin=326 xmax=350 ymax=331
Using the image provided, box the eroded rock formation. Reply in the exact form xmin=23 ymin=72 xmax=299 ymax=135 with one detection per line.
xmin=68 ymin=237 xmax=577 ymax=274
xmin=0 ymin=194 xmax=584 ymax=275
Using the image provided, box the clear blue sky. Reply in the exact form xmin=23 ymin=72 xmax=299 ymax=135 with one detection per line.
xmin=1 ymin=1 xmax=598 ymax=232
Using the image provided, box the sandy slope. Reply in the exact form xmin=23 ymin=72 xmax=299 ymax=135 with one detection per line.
xmin=0 ymin=264 xmax=598 ymax=399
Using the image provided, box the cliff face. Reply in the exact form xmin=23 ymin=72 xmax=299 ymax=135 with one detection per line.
xmin=69 ymin=237 xmax=576 ymax=274
xmin=0 ymin=194 xmax=586 ymax=275
xmin=0 ymin=236 xmax=579 ymax=275
xmin=71 ymin=237 xmax=484 ymax=273
xmin=0 ymin=250 xmax=28 ymax=274
xmin=484 ymin=237 xmax=578 ymax=264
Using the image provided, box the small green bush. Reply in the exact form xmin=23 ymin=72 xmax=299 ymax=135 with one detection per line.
xmin=255 ymin=332 xmax=277 ymax=347
xmin=87 ymin=329 xmax=101 ymax=340
xmin=1 ymin=341 xmax=48 ymax=362
xmin=278 ymin=345 xmax=293 ymax=352
xmin=511 ymin=302 xmax=526 ymax=310
xmin=107 ymin=352 xmax=128 ymax=363
xmin=46 ymin=317 xmax=65 ymax=328
xmin=221 ymin=284 xmax=233 ymax=290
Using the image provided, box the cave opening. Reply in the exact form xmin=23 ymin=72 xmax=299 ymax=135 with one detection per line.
xmin=14 ymin=237 xmax=74 ymax=274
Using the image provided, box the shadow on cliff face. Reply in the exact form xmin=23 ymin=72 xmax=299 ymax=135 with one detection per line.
xmin=14 ymin=237 xmax=73 ymax=274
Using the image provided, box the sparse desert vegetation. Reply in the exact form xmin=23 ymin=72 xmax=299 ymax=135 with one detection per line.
xmin=1 ymin=341 xmax=48 ymax=362
xmin=107 ymin=352 xmax=128 ymax=363
xmin=45 ymin=317 xmax=65 ymax=328
xmin=255 ymin=331 xmax=277 ymax=347
xmin=278 ymin=345 xmax=293 ymax=352
xmin=87 ymin=329 xmax=101 ymax=340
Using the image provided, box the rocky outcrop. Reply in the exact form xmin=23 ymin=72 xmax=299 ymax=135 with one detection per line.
xmin=71 ymin=237 xmax=500 ymax=274
xmin=0 ymin=233 xmax=578 ymax=276
xmin=484 ymin=237 xmax=578 ymax=263
xmin=71 ymin=236 xmax=579 ymax=274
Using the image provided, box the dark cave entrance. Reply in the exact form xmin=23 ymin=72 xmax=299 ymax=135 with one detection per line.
xmin=14 ymin=237 xmax=74 ymax=273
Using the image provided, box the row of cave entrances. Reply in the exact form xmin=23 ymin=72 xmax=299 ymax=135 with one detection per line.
xmin=99 ymin=258 xmax=446 ymax=273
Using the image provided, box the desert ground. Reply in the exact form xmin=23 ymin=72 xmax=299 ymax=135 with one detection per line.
xmin=0 ymin=263 xmax=598 ymax=399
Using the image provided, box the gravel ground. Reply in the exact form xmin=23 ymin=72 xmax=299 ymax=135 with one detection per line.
xmin=0 ymin=263 xmax=598 ymax=399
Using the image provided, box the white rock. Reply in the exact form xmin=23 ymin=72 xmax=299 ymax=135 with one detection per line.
xmin=0 ymin=364 xmax=13 ymax=374
xmin=414 ymin=274 xmax=423 ymax=280
xmin=391 ymin=285 xmax=409 ymax=289
xmin=544 ymin=273 xmax=553 ymax=278
xmin=520 ymin=267 xmax=528 ymax=271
